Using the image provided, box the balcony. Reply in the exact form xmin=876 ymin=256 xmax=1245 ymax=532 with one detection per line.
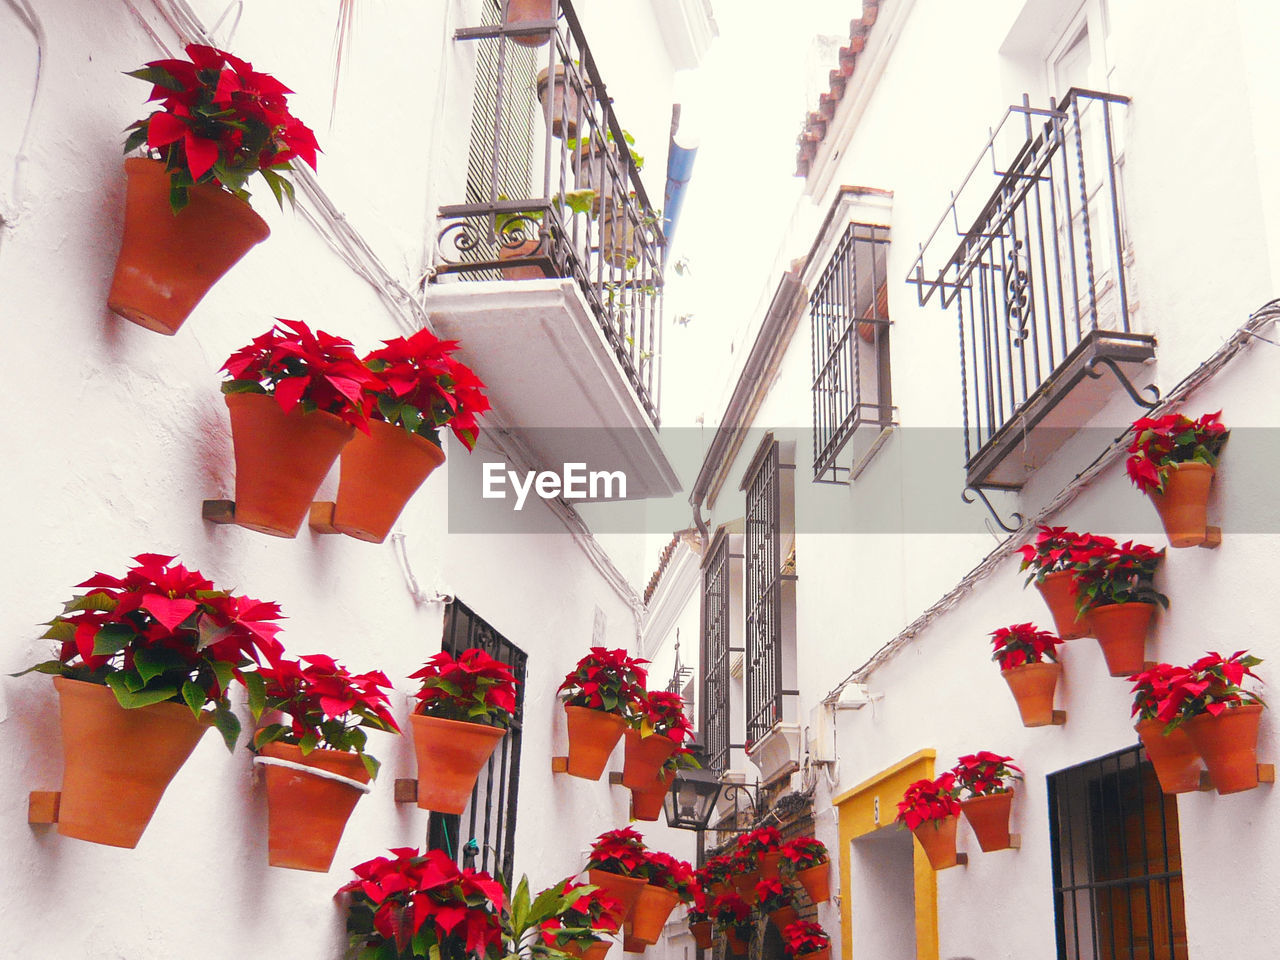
xmin=909 ymin=89 xmax=1153 ymax=490
xmin=428 ymin=0 xmax=677 ymax=500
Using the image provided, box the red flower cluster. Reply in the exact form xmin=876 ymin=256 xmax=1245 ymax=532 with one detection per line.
xmin=222 ymin=319 xmax=383 ymax=429
xmin=779 ymin=836 xmax=828 ymax=871
xmin=410 ymin=648 xmax=519 ymax=728
xmin=644 ymin=850 xmax=695 ymax=897
xmin=124 ymin=44 xmax=319 ymax=210
xmin=701 ymin=854 xmax=734 ymax=886
xmin=895 ymin=772 xmax=961 ymax=830
xmin=340 ymin=848 xmax=505 ymax=958
xmin=710 ymin=892 xmax=751 ymax=932
xmin=951 ymin=751 xmax=1022 ymax=796
xmin=1129 ymin=651 xmax=1264 ymax=726
xmin=782 ymin=920 xmax=830 ymax=957
xmin=365 ymin=330 xmax=491 ymax=452
xmin=732 ymin=825 xmax=782 ymax=870
xmin=558 ymin=647 xmax=649 ymax=716
xmin=632 ymin=689 xmax=694 ymax=743
xmin=754 ymin=876 xmax=793 ymax=912
xmin=538 ymin=881 xmax=623 ymax=947
xmin=1018 ymin=526 xmax=1113 ymax=586
xmin=686 ymin=884 xmax=711 ymax=922
xmin=586 ymin=827 xmax=649 ymax=878
xmin=1070 ymin=537 xmax=1166 ymax=614
xmin=990 ymin=622 xmax=1062 ymax=670
xmin=1126 ymin=410 xmax=1229 ymax=495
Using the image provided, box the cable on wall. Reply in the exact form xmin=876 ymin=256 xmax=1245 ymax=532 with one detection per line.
xmin=0 ymin=0 xmax=46 ymax=243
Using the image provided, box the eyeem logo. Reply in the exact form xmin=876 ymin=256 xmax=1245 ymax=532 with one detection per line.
xmin=482 ymin=462 xmax=627 ymax=510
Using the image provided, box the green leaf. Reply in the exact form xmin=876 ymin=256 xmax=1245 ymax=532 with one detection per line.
xmin=123 ymin=126 xmax=150 ymax=155
xmin=105 ymin=673 xmax=178 ymax=708
xmin=91 ymin=622 xmax=136 ymax=656
xmin=135 ymin=646 xmax=184 ymax=684
xmin=300 ymin=731 xmax=319 ymax=754
xmin=64 ymin=592 xmax=118 ymax=613
xmin=361 ymin=753 xmax=380 ymax=780
xmin=210 ymin=659 xmax=234 ymax=694
xmin=124 ymin=65 xmax=182 ymax=91
xmin=40 ymin=619 xmax=76 ymax=642
xmin=212 ymin=705 xmax=241 ymax=752
xmin=196 ymin=616 xmax=233 ymax=651
xmin=9 ymin=660 xmax=65 ymax=678
xmin=242 ymin=670 xmax=266 ymax=720
xmin=169 ymin=179 xmax=189 ymax=214
xmin=182 ymin=679 xmax=206 ymax=715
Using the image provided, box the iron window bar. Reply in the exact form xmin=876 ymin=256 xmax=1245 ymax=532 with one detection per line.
xmin=743 ymin=441 xmax=790 ymax=746
xmin=701 ymin=531 xmax=731 ymax=777
xmin=436 ymin=0 xmax=664 ymax=425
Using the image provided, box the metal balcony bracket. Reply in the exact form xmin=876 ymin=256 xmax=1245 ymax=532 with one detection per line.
xmin=961 ymin=486 xmax=1025 ymax=533
xmin=1084 ymin=355 xmax=1161 ymax=410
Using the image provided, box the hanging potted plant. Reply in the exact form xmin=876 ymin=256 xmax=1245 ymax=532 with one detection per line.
xmin=622 ymin=690 xmax=692 ymax=789
xmin=221 ymin=319 xmax=381 ymax=537
xmin=1128 ymin=663 xmax=1204 ymax=794
xmin=631 ymin=744 xmax=697 ymax=821
xmin=1072 ymin=539 xmax=1167 ymax=677
xmin=686 ymin=886 xmax=714 ymax=951
xmin=537 ymin=61 xmax=591 ymax=139
xmin=781 ymin=921 xmax=831 ymax=960
xmin=558 ymin=647 xmax=648 ymax=780
xmin=1126 ymin=411 xmax=1229 ymax=547
xmin=632 ymin=851 xmax=693 ymax=944
xmin=340 ymin=847 xmax=506 ymax=960
xmin=332 ymin=330 xmax=490 ymax=543
xmin=407 ymin=647 xmax=520 ymax=814
xmin=755 ymin=877 xmax=799 ymax=933
xmin=710 ymin=893 xmax=752 ymax=955
xmin=110 ymin=44 xmax=317 ymax=334
xmin=1163 ymin=651 xmax=1266 ymax=794
xmin=250 ymin=654 xmax=399 ymax=872
xmin=16 ymin=553 xmax=282 ymax=847
xmin=1018 ymin=526 xmax=1109 ymax=639
xmin=991 ymin=622 xmax=1064 ymax=727
xmin=504 ymin=0 xmax=556 ymax=48
xmin=585 ymin=827 xmax=651 ymax=921
xmin=779 ymin=836 xmax=830 ymax=904
xmin=731 ymin=826 xmax=783 ymax=899
xmin=896 ymin=773 xmax=963 ymax=870
xmin=952 ymin=751 xmax=1022 ymax=852
xmin=537 ymin=881 xmax=623 ymax=960
xmin=702 ymin=855 xmax=734 ymax=900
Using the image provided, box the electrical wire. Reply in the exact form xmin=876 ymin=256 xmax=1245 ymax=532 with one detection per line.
xmin=1 ymin=0 xmax=46 ymax=240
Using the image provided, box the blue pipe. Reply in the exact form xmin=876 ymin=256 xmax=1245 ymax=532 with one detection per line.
xmin=663 ymin=142 xmax=698 ymax=243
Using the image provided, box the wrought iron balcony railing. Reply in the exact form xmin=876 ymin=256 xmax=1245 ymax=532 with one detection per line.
xmin=436 ymin=0 xmax=664 ymax=425
xmin=909 ymin=89 xmax=1154 ymax=490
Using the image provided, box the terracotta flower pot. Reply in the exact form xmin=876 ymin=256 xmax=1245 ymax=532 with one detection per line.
xmin=108 ymin=158 xmax=269 ymax=335
xmin=1035 ymin=570 xmax=1091 ymax=640
xmin=1001 ymin=661 xmax=1062 ymax=727
xmin=505 ymin=0 xmax=554 ymax=46
xmin=591 ymin=869 xmax=647 ymax=921
xmin=225 ymin=393 xmax=355 ymax=537
xmin=259 ymin=742 xmax=370 ymax=872
xmin=600 ymin=199 xmax=638 ymax=269
xmin=498 ymin=235 xmax=552 ymax=280
xmin=757 ymin=850 xmax=783 ymax=878
xmin=689 ymin=920 xmax=713 ymax=950
xmin=631 ymin=884 xmax=680 ymax=944
xmin=911 ymin=815 xmax=960 ymax=870
xmin=1136 ymin=718 xmax=1203 ymax=794
xmin=53 ymin=676 xmax=207 ymax=848
xmin=630 ymin=768 xmax=675 ymax=821
xmin=622 ymin=728 xmax=677 ymax=789
xmin=798 ymin=948 xmax=831 ymax=960
xmin=410 ymin=714 xmax=506 ymax=814
xmin=1183 ymin=703 xmax=1264 ymax=794
xmin=537 ymin=64 xmax=588 ymax=138
xmin=565 ymin=941 xmax=611 ymax=960
xmin=565 ymin=704 xmax=627 ymax=779
xmin=723 ymin=928 xmax=748 ymax=955
xmin=332 ymin=419 xmax=446 ymax=543
xmin=794 ymin=861 xmax=831 ymax=903
xmin=731 ymin=870 xmax=760 ymax=901
xmin=708 ymin=881 xmax=729 ymax=900
xmin=623 ymin=932 xmax=648 ymax=954
xmin=960 ymin=791 xmax=1013 ymax=852
xmin=1090 ymin=602 xmax=1156 ymax=677
xmin=1147 ymin=461 xmax=1215 ymax=548
xmin=768 ymin=905 xmax=799 ymax=933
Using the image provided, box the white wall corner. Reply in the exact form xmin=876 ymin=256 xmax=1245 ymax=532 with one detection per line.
xmin=652 ymin=0 xmax=719 ymax=71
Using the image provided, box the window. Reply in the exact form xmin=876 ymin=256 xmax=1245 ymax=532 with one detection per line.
xmin=427 ymin=599 xmax=527 ymax=879
xmin=810 ymin=222 xmax=893 ymax=483
xmin=700 ymin=530 xmax=732 ymax=776
xmin=1048 ymin=745 xmax=1188 ymax=960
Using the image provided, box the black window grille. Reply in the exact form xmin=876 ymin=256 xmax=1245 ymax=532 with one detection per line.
xmin=810 ymin=222 xmax=893 ymax=483
xmin=1048 ymin=744 xmax=1188 ymax=960
xmin=701 ymin=532 xmax=730 ymax=776
xmin=744 ymin=441 xmax=783 ymax=746
xmin=427 ymin=599 xmax=527 ymax=880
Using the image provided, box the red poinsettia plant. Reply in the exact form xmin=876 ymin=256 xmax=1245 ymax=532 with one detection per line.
xmin=1126 ymin=410 xmax=1229 ymax=495
xmin=701 ymin=854 xmax=734 ymax=888
xmin=558 ymin=647 xmax=649 ymax=717
xmin=990 ymin=623 xmax=1062 ymax=670
xmin=221 ymin=318 xmax=383 ymax=429
xmin=123 ymin=43 xmax=319 ymax=212
xmin=1128 ymin=662 xmax=1193 ymax=724
xmin=710 ymin=892 xmax=752 ymax=935
xmin=19 ymin=553 xmax=283 ymax=750
xmin=409 ymin=648 xmax=519 ymax=729
xmin=895 ymin=772 xmax=961 ymax=830
xmin=630 ymin=689 xmax=695 ymax=743
xmin=754 ymin=877 xmax=794 ymax=913
xmin=951 ymin=751 xmax=1022 ymax=797
xmin=1130 ymin=651 xmax=1264 ymax=727
xmin=686 ymin=884 xmax=711 ymax=923
xmin=1018 ymin=526 xmax=1114 ymax=586
xmin=537 ymin=880 xmax=623 ymax=951
xmin=733 ymin=825 xmax=782 ymax=871
xmin=251 ymin=654 xmax=400 ymax=779
xmin=645 ymin=850 xmax=695 ymax=897
xmin=1070 ymin=537 xmax=1167 ymax=614
xmin=340 ymin=847 xmax=505 ymax=960
xmin=780 ymin=836 xmax=829 ymax=871
xmin=364 ymin=329 xmax=490 ymax=451
xmin=782 ymin=920 xmax=830 ymax=958
xmin=586 ymin=827 xmax=649 ymax=878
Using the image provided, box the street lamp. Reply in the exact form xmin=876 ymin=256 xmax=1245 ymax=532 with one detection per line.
xmin=662 ymin=765 xmax=722 ymax=831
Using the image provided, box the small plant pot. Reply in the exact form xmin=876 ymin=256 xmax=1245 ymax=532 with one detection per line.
xmin=600 ymin=198 xmax=639 ymax=269
xmin=1089 ymin=602 xmax=1156 ymax=677
xmin=590 ymin=868 xmax=647 ymax=921
xmin=960 ymin=791 xmax=1014 ymax=852
xmin=537 ymin=64 xmax=589 ymax=138
xmin=622 ymin=932 xmax=648 ymax=954
xmin=794 ymin=861 xmax=831 ymax=903
xmin=723 ymin=928 xmax=748 ymax=955
xmin=768 ymin=905 xmax=799 ymax=933
xmin=1147 ymin=461 xmax=1215 ymax=547
xmin=1136 ymin=718 xmax=1203 ymax=794
xmin=53 ymin=676 xmax=207 ymax=848
xmin=757 ymin=850 xmax=783 ymax=879
xmin=410 ymin=714 xmax=506 ymax=814
xmin=225 ymin=393 xmax=355 ymax=537
xmin=631 ymin=884 xmax=680 ymax=944
xmin=1001 ymin=661 xmax=1062 ymax=727
xmin=621 ymin=728 xmax=676 ymax=789
xmin=797 ymin=949 xmax=831 ymax=960
xmin=108 ymin=158 xmax=270 ymax=334
xmin=911 ymin=815 xmax=960 ymax=870
xmin=505 ymin=0 xmax=554 ymax=46
xmin=629 ymin=768 xmax=674 ymax=821
xmin=565 ymin=941 xmax=611 ymax=960
xmin=1183 ymin=703 xmax=1264 ymax=794
xmin=498 ymin=235 xmax=552 ymax=280
xmin=689 ymin=920 xmax=713 ymax=950
xmin=731 ymin=869 xmax=760 ymax=902
xmin=332 ymin=419 xmax=446 ymax=543
xmin=259 ymin=742 xmax=371 ymax=872
xmin=1035 ymin=570 xmax=1091 ymax=640
xmin=565 ymin=705 xmax=627 ymax=779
